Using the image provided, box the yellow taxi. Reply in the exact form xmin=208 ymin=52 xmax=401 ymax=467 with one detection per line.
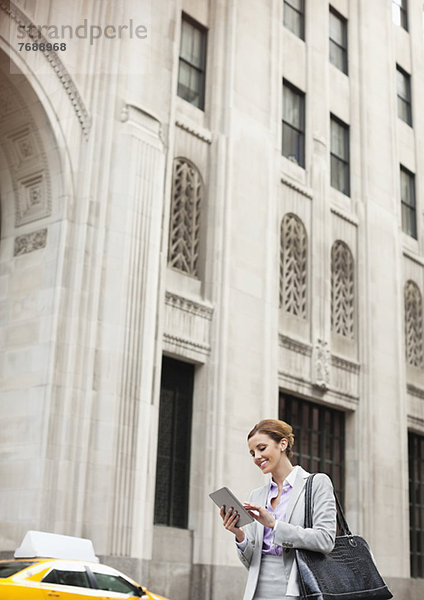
xmin=0 ymin=531 xmax=169 ymax=600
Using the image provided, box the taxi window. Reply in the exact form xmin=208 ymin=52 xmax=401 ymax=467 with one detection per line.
xmin=93 ymin=573 xmax=138 ymax=594
xmin=42 ymin=568 xmax=91 ymax=588
xmin=0 ymin=562 xmax=35 ymax=577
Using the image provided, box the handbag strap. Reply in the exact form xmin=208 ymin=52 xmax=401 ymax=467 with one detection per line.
xmin=304 ymin=473 xmax=352 ymax=536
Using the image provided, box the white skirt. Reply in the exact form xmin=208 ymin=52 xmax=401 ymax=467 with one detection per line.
xmin=253 ymin=554 xmax=288 ymax=600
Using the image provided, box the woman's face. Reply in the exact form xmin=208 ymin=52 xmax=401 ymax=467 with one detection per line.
xmin=248 ymin=432 xmax=287 ymax=474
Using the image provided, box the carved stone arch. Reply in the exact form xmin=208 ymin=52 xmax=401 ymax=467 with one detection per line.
xmin=168 ymin=157 xmax=204 ymax=277
xmin=0 ymin=48 xmax=69 ymax=248
xmin=0 ymin=0 xmax=90 ymax=137
xmin=404 ymin=280 xmax=423 ymax=368
xmin=331 ymin=240 xmax=355 ymax=339
xmin=280 ymin=212 xmax=308 ymax=318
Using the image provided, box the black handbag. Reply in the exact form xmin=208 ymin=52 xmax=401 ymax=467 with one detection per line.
xmin=295 ymin=474 xmax=393 ymax=600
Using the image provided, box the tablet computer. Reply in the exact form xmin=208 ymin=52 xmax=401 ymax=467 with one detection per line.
xmin=209 ymin=486 xmax=254 ymax=528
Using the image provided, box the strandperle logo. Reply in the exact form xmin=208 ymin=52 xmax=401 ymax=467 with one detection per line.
xmin=17 ymin=18 xmax=148 ymax=45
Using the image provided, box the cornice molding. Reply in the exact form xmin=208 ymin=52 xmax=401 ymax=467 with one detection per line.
xmin=165 ymin=291 xmax=213 ymax=320
xmin=278 ymin=334 xmax=312 ymax=356
xmin=175 ymin=119 xmax=212 ymax=144
xmin=331 ymin=354 xmax=360 ymax=374
xmin=407 ymin=383 xmax=424 ymax=400
xmin=280 ymin=174 xmax=313 ymax=199
xmin=330 ymin=205 xmax=359 ymax=226
xmin=1 ymin=0 xmax=91 ymax=138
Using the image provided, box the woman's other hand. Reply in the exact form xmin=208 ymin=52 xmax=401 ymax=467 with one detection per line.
xmin=243 ymin=502 xmax=276 ymax=529
xmin=219 ymin=506 xmax=245 ymax=543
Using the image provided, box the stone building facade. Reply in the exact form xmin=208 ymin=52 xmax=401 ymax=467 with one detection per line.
xmin=0 ymin=1 xmax=424 ymax=599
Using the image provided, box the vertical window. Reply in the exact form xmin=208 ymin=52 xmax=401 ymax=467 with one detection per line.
xmin=283 ymin=0 xmax=305 ymax=40
xmin=329 ymin=7 xmax=348 ymax=74
xmin=279 ymin=393 xmax=345 ymax=504
xmin=168 ymin=158 xmax=203 ymax=277
xmin=396 ymin=65 xmax=412 ymax=126
xmin=282 ymin=81 xmax=305 ymax=167
xmin=409 ymin=432 xmax=424 ymax=577
xmin=177 ymin=14 xmax=207 ymax=110
xmin=392 ymin=0 xmax=408 ymax=30
xmin=330 ymin=115 xmax=350 ymax=196
xmin=154 ymin=357 xmax=194 ymax=528
xmin=400 ymin=166 xmax=417 ymax=239
xmin=280 ymin=214 xmax=308 ymax=318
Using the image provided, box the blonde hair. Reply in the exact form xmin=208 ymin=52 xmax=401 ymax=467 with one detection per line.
xmin=247 ymin=419 xmax=295 ymax=459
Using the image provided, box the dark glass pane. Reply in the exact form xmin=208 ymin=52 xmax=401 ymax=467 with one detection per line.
xmin=409 ymin=432 xmax=424 ymax=577
xmin=178 ymin=15 xmax=206 ymax=109
xmin=329 ymin=10 xmax=347 ymax=74
xmin=93 ymin=573 xmax=138 ymax=594
xmin=42 ymin=570 xmax=91 ymax=588
xmin=279 ymin=393 xmax=345 ymax=506
xmin=0 ymin=562 xmax=35 ymax=578
xmin=154 ymin=357 xmax=194 ymax=528
xmin=282 ymin=82 xmax=305 ymax=166
xmin=284 ymin=0 xmax=305 ymax=40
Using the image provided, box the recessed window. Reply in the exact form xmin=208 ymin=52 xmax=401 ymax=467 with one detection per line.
xmin=154 ymin=357 xmax=194 ymax=528
xmin=282 ymin=80 xmax=305 ymax=167
xmin=396 ymin=65 xmax=412 ymax=126
xmin=279 ymin=393 xmax=345 ymax=505
xmin=409 ymin=432 xmax=424 ymax=577
xmin=330 ymin=115 xmax=350 ymax=196
xmin=177 ymin=14 xmax=207 ymax=110
xmin=392 ymin=0 xmax=408 ymax=30
xmin=283 ymin=0 xmax=305 ymax=40
xmin=329 ymin=7 xmax=348 ymax=74
xmin=400 ymin=166 xmax=417 ymax=239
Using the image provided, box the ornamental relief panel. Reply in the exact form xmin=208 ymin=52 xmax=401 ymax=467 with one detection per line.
xmin=280 ymin=213 xmax=308 ymax=319
xmin=168 ymin=157 xmax=203 ymax=277
xmin=0 ymin=82 xmax=52 ymax=227
xmin=331 ymin=240 xmax=355 ymax=339
xmin=405 ymin=280 xmax=423 ymax=369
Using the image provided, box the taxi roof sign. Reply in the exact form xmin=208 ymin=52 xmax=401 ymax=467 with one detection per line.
xmin=14 ymin=530 xmax=99 ymax=562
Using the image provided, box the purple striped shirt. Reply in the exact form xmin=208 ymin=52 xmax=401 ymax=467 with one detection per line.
xmin=236 ymin=466 xmax=299 ymax=555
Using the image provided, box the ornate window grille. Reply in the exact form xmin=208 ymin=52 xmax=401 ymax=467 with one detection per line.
xmin=404 ymin=280 xmax=423 ymax=368
xmin=280 ymin=213 xmax=308 ymax=318
xmin=279 ymin=393 xmax=345 ymax=506
xmin=168 ymin=158 xmax=203 ymax=277
xmin=331 ymin=240 xmax=354 ymax=339
xmin=154 ymin=357 xmax=194 ymax=528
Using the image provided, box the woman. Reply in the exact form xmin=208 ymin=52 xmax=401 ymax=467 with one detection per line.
xmin=220 ymin=419 xmax=336 ymax=600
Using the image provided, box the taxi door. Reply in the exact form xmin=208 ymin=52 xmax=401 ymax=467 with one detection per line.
xmin=39 ymin=565 xmax=104 ymax=600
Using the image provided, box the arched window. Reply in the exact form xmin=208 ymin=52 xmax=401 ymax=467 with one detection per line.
xmin=331 ymin=240 xmax=354 ymax=339
xmin=404 ymin=280 xmax=423 ymax=368
xmin=168 ymin=158 xmax=203 ymax=277
xmin=280 ymin=213 xmax=307 ymax=318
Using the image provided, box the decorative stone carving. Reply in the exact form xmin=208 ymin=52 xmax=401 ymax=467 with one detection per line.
xmin=278 ymin=334 xmax=312 ymax=356
xmin=17 ymin=171 xmax=50 ymax=225
xmin=280 ymin=213 xmax=308 ymax=318
xmin=14 ymin=228 xmax=48 ymax=255
xmin=331 ymin=240 xmax=355 ymax=339
xmin=0 ymin=82 xmax=52 ymax=227
xmin=331 ymin=354 xmax=360 ymax=374
xmin=407 ymin=384 xmax=424 ymax=400
xmin=404 ymin=280 xmax=423 ymax=368
xmin=0 ymin=0 xmax=91 ymax=137
xmin=168 ymin=158 xmax=203 ymax=277
xmin=163 ymin=291 xmax=213 ymax=362
xmin=175 ymin=119 xmax=212 ymax=144
xmin=313 ymin=338 xmax=330 ymax=390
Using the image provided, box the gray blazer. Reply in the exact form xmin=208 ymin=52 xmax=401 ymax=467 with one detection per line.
xmin=237 ymin=466 xmax=336 ymax=600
